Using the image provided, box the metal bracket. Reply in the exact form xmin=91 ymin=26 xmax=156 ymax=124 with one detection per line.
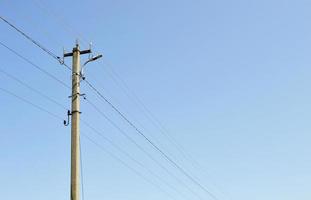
xmin=63 ymin=110 xmax=71 ymax=126
xmin=68 ymin=93 xmax=86 ymax=98
xmin=58 ymin=47 xmax=65 ymax=65
xmin=63 ymin=109 xmax=83 ymax=126
xmin=71 ymin=110 xmax=82 ymax=114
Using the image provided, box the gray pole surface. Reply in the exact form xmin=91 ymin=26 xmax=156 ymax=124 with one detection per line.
xmin=70 ymin=44 xmax=81 ymax=200
xmin=64 ymin=42 xmax=91 ymax=200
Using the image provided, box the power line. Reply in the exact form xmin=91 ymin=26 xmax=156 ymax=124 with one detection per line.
xmin=0 ymin=87 xmax=62 ymax=120
xmin=88 ymin=57 xmax=228 ymax=200
xmin=18 ymin=5 xmax=217 ymax=195
xmin=26 ymin=5 xmax=224 ymax=194
xmin=0 ymin=86 xmax=178 ymax=200
xmin=53 ymin=13 xmax=217 ymax=187
xmin=0 ymin=67 xmax=68 ymax=110
xmin=0 ymin=41 xmax=70 ymax=89
xmin=4 ymin=62 xmax=193 ymax=199
xmin=0 ymin=62 xmax=185 ymax=199
xmin=81 ymin=119 xmax=191 ymax=200
xmin=0 ymin=15 xmax=71 ymax=70
xmin=101 ymin=62 xmax=229 ymax=199
xmin=81 ymin=133 xmax=178 ymax=200
xmin=84 ymin=97 xmax=203 ymax=200
xmin=0 ymin=39 xmax=191 ymax=200
xmin=0 ymin=54 xmax=211 ymax=199
xmin=1 ymin=11 xmax=220 ymax=200
xmin=83 ymin=78 xmax=219 ymax=200
xmin=82 ymin=100 xmax=196 ymax=200
xmin=0 ymin=69 xmax=184 ymax=200
xmin=105 ymin=63 xmax=198 ymax=160
xmin=85 ymin=72 xmax=180 ymax=162
xmin=0 ymin=65 xmax=84 ymax=198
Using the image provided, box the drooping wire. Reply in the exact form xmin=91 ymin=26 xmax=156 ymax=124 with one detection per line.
xmin=0 ymin=41 xmax=70 ymax=89
xmin=83 ymin=78 xmax=219 ymax=200
xmin=0 ymin=15 xmax=71 ymax=70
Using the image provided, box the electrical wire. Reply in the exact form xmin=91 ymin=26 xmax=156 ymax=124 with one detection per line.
xmin=102 ymin=62 xmax=228 ymax=198
xmin=105 ymin=63 xmax=199 ymax=162
xmin=0 ymin=41 xmax=70 ymax=89
xmin=0 ymin=87 xmax=62 ymax=120
xmin=20 ymin=5 xmax=220 ymax=195
xmin=84 ymin=97 xmax=203 ymax=200
xmin=0 ymin=72 xmax=185 ymax=200
xmin=0 ymin=86 xmax=178 ymax=200
xmin=81 ymin=105 xmax=192 ymax=200
xmin=83 ymin=78 xmax=219 ymax=200
xmin=81 ymin=119 xmax=191 ymax=200
xmin=0 ymin=40 xmax=191 ymax=200
xmin=0 ymin=68 xmax=68 ymax=110
xmin=85 ymin=73 xmax=179 ymax=162
xmin=1 ymin=12 xmax=220 ymax=200
xmin=0 ymin=16 xmax=71 ymax=70
xmin=0 ymin=61 xmax=187 ymax=199
xmin=26 ymin=5 xmax=227 ymax=196
xmin=81 ymin=133 xmax=177 ymax=200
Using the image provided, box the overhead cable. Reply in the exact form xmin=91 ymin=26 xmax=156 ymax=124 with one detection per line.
xmin=83 ymin=79 xmax=218 ymax=200
xmin=0 ymin=41 xmax=70 ymax=89
xmin=0 ymin=16 xmax=71 ymax=70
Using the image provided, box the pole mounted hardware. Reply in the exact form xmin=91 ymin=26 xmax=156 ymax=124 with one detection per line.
xmin=68 ymin=93 xmax=86 ymax=99
xmin=64 ymin=110 xmax=72 ymax=126
xmin=83 ymin=54 xmax=103 ymax=66
xmin=80 ymin=54 xmax=103 ymax=80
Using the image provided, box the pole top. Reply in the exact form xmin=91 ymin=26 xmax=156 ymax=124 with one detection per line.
xmin=74 ymin=39 xmax=80 ymax=52
xmin=73 ymin=45 xmax=80 ymax=52
xmin=63 ymin=41 xmax=92 ymax=57
xmin=73 ymin=39 xmax=80 ymax=52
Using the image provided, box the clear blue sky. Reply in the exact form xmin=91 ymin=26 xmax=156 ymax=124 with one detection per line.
xmin=0 ymin=0 xmax=310 ymax=200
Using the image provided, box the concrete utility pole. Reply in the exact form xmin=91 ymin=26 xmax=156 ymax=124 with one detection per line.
xmin=64 ymin=42 xmax=91 ymax=200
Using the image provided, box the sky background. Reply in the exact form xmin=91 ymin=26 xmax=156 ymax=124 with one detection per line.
xmin=0 ymin=0 xmax=310 ymax=200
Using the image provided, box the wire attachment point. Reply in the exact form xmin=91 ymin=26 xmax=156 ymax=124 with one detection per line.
xmin=59 ymin=48 xmax=65 ymax=65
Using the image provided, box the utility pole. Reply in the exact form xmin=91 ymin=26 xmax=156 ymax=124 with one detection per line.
xmin=64 ymin=42 xmax=91 ymax=200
